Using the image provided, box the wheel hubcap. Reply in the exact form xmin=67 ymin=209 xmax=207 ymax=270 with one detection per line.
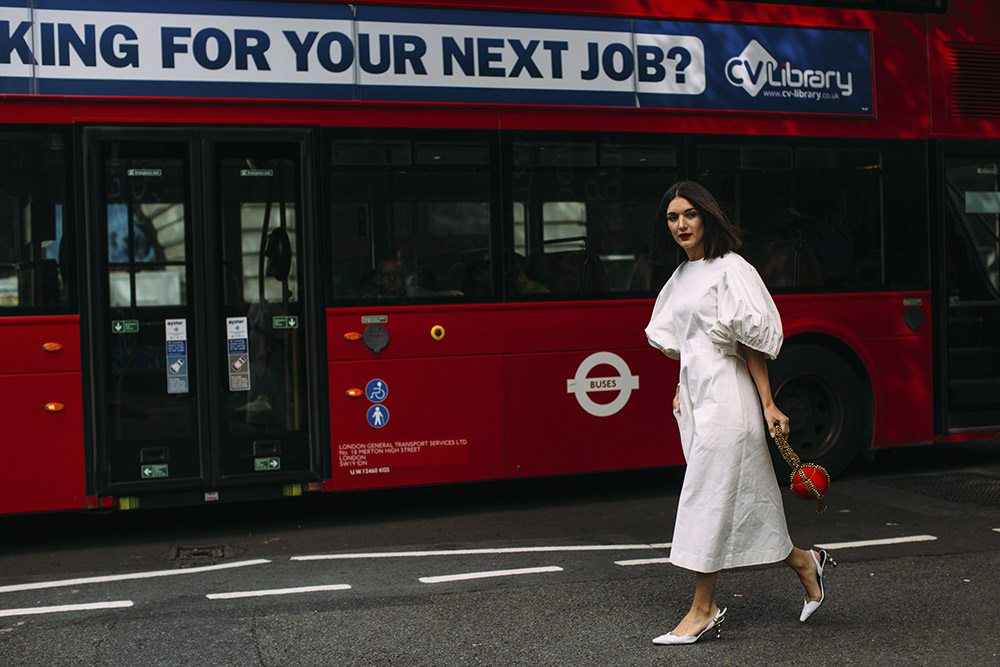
xmin=775 ymin=374 xmax=844 ymax=460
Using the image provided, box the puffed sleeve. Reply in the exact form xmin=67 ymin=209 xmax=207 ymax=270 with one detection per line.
xmin=709 ymin=256 xmax=783 ymax=360
xmin=645 ymin=277 xmax=681 ymax=360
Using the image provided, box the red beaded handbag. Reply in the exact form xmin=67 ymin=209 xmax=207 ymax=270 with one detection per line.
xmin=772 ymin=424 xmax=830 ymax=514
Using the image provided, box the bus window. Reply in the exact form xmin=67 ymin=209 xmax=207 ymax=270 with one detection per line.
xmin=104 ymin=157 xmax=187 ymax=308
xmin=328 ymin=136 xmax=493 ymax=300
xmin=943 ymin=155 xmax=1000 ymax=431
xmin=511 ymin=136 xmax=677 ymax=297
xmin=0 ymin=132 xmax=70 ymax=311
xmin=946 ymin=158 xmax=1000 ymax=301
xmin=696 ymin=142 xmax=884 ymax=292
xmin=241 ymin=203 xmax=298 ymax=303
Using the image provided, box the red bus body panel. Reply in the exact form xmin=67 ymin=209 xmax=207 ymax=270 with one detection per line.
xmin=0 ymin=318 xmax=86 ymax=513
xmin=928 ymin=2 xmax=1000 ymax=139
xmin=329 ymin=355 xmax=507 ymax=489
xmin=778 ymin=293 xmax=934 ymax=449
xmin=326 ymin=290 xmax=932 ymax=490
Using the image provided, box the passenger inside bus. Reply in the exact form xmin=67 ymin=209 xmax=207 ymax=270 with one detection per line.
xmin=445 ymin=260 xmax=493 ymax=296
xmin=786 ymin=194 xmax=854 ymax=288
xmin=520 ymin=248 xmax=608 ymax=295
xmin=512 ymin=255 xmax=550 ymax=295
xmin=371 ymin=258 xmax=462 ymax=298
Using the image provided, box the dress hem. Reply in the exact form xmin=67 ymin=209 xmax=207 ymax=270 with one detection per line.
xmin=669 ymin=542 xmax=794 ymax=574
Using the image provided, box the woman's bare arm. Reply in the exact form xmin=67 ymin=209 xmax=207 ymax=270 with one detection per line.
xmin=741 ymin=343 xmax=789 ymax=438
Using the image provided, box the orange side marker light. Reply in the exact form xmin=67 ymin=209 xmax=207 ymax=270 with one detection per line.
xmin=42 ymin=342 xmax=63 ymax=352
xmin=44 ymin=402 xmax=65 ymax=412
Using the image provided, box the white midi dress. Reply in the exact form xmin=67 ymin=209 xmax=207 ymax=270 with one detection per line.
xmin=645 ymin=252 xmax=793 ymax=573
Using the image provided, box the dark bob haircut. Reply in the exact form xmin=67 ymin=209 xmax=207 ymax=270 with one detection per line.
xmin=649 ymin=181 xmax=742 ymax=263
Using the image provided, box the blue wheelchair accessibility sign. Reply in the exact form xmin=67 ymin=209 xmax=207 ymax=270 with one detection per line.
xmin=366 ymin=379 xmax=388 ymax=403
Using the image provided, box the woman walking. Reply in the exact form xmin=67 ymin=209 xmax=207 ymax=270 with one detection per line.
xmin=644 ymin=181 xmax=835 ymax=645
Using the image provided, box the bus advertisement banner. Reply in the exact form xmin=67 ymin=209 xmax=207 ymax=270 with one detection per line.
xmin=0 ymin=1 xmax=873 ymax=115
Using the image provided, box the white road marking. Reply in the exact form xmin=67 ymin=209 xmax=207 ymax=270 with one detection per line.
xmin=993 ymin=528 xmax=1000 ymax=533
xmin=206 ymin=584 xmax=351 ymax=600
xmin=0 ymin=559 xmax=271 ymax=594
xmin=616 ymin=557 xmax=672 ymax=566
xmin=618 ymin=535 xmax=943 ymax=564
xmin=293 ymin=543 xmax=671 ymax=561
xmin=419 ymin=566 xmax=563 ymax=584
xmin=0 ymin=601 xmax=133 ymax=617
xmin=814 ymin=535 xmax=938 ymax=550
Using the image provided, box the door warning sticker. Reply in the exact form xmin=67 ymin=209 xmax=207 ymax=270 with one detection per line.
xmin=227 ymin=316 xmax=250 ymax=391
xmin=165 ymin=318 xmax=189 ymax=394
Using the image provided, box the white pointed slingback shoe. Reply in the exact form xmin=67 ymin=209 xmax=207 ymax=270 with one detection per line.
xmin=652 ymin=607 xmax=727 ymax=645
xmin=800 ymin=549 xmax=837 ymax=622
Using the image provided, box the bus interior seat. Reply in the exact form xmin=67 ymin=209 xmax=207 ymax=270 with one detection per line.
xmin=446 ymin=259 xmax=492 ymax=295
xmin=629 ymin=253 xmax=675 ymax=292
xmin=740 ymin=239 xmax=824 ymax=289
xmin=446 ymin=262 xmax=469 ymax=292
xmin=527 ymin=249 xmax=608 ymax=294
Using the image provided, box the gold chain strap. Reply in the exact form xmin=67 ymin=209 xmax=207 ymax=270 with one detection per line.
xmin=772 ymin=424 xmax=828 ymax=515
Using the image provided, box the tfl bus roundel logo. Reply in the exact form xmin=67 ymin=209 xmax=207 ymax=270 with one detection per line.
xmin=566 ymin=352 xmax=640 ymax=417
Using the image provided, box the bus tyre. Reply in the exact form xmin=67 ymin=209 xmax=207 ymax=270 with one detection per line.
xmin=767 ymin=344 xmax=870 ymax=479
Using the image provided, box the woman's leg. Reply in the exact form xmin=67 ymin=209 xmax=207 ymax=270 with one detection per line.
xmin=670 ymin=571 xmax=720 ymax=636
xmin=784 ymin=546 xmax=822 ymax=601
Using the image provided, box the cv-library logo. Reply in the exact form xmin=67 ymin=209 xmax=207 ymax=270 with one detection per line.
xmin=724 ymin=39 xmax=854 ymax=99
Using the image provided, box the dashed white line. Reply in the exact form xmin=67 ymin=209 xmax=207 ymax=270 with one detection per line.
xmin=814 ymin=535 xmax=938 ymax=550
xmin=292 ymin=544 xmax=671 ymax=561
xmin=0 ymin=601 xmax=133 ymax=618
xmin=616 ymin=557 xmax=672 ymax=566
xmin=0 ymin=559 xmax=271 ymax=594
xmin=206 ymin=584 xmax=351 ymax=600
xmin=419 ymin=566 xmax=563 ymax=584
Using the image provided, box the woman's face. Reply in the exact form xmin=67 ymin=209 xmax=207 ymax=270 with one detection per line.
xmin=666 ymin=196 xmax=706 ymax=261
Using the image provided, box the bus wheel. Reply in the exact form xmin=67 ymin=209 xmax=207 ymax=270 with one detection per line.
xmin=768 ymin=344 xmax=870 ymax=479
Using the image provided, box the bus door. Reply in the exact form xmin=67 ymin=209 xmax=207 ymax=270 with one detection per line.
xmin=84 ymin=129 xmax=321 ymax=501
xmin=941 ymin=150 xmax=1000 ymax=432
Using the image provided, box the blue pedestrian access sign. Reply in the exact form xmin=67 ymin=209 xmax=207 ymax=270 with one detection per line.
xmin=366 ymin=404 xmax=389 ymax=428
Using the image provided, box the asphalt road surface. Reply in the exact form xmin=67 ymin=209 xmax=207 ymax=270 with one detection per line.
xmin=2 ymin=441 xmax=1000 ymax=666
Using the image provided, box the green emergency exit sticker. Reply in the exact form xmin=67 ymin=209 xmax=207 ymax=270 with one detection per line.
xmin=141 ymin=464 xmax=168 ymax=479
xmin=112 ymin=320 xmax=139 ymax=334
xmin=240 ymin=169 xmax=274 ymax=177
xmin=254 ymin=457 xmax=281 ymax=471
xmin=361 ymin=315 xmax=387 ymax=324
xmin=272 ymin=316 xmax=299 ymax=329
xmin=127 ymin=168 xmax=162 ymax=177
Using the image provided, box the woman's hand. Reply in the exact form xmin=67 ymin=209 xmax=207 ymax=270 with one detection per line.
xmin=672 ymin=383 xmax=680 ymax=414
xmin=764 ymin=403 xmax=790 ymax=440
xmin=741 ymin=344 xmax=789 ymax=439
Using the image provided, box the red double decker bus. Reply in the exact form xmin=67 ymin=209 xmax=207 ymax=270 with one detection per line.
xmin=1 ymin=0 xmax=997 ymax=514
